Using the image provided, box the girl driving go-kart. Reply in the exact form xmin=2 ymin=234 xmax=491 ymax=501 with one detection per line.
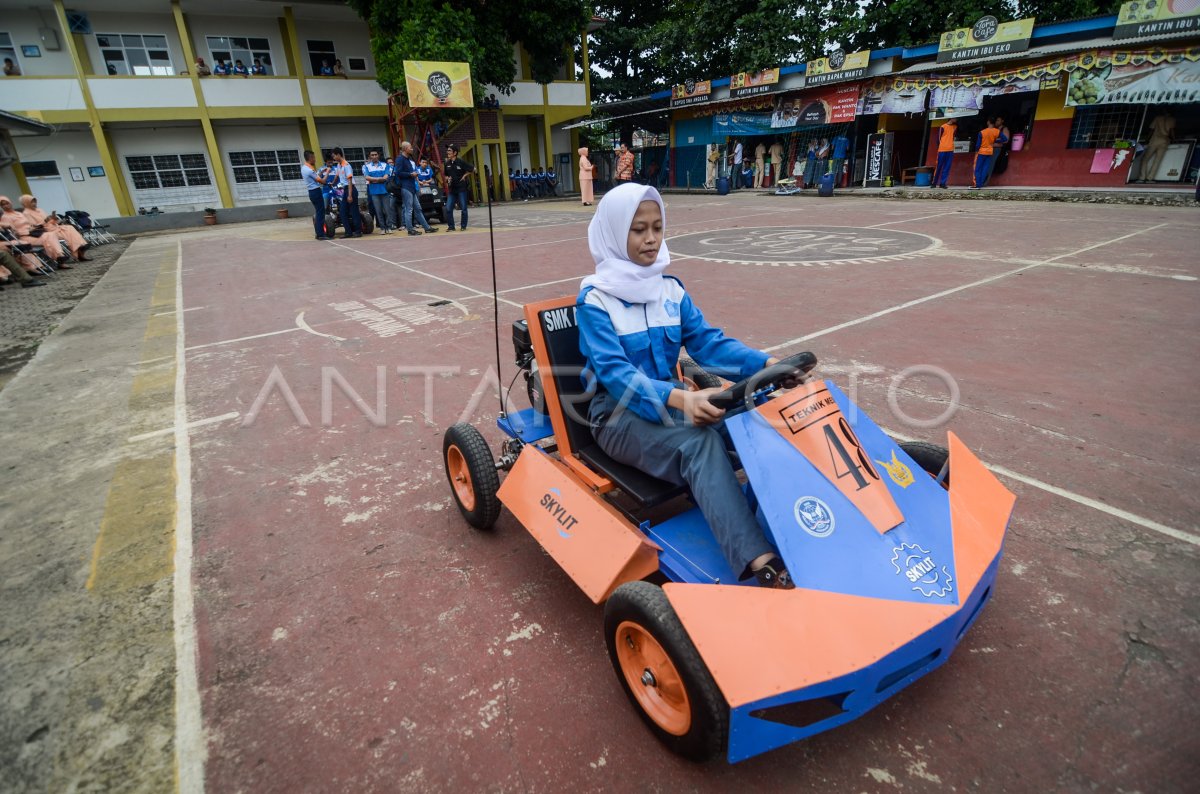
xmin=577 ymin=184 xmax=799 ymax=588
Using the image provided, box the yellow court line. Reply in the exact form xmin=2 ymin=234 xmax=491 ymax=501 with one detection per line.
xmin=85 ymin=250 xmax=181 ymax=593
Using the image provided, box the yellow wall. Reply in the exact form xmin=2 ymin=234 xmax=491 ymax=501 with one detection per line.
xmin=1035 ymin=83 xmax=1075 ymax=121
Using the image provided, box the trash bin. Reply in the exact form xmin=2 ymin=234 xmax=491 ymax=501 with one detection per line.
xmin=1011 ymin=133 xmax=1026 ymax=151
xmin=914 ymin=167 xmax=934 ymax=187
xmin=715 ymin=176 xmax=730 ymax=195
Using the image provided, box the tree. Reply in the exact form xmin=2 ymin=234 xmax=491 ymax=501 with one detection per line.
xmin=347 ymin=0 xmax=590 ymax=99
xmin=589 ymin=1 xmax=670 ymax=101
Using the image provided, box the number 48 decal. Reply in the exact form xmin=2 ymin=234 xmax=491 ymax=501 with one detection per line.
xmin=823 ymin=417 xmax=880 ymax=490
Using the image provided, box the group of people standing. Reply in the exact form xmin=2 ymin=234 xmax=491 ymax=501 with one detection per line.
xmin=930 ymin=116 xmax=1010 ymax=190
xmin=509 ymin=167 xmax=558 ymax=200
xmin=0 ymin=194 xmax=93 ymax=290
xmin=301 ymin=142 xmax=476 ymax=240
xmin=193 ymin=57 xmax=270 ymax=76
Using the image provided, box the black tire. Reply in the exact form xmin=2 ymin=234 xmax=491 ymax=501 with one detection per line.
xmin=525 ymin=368 xmax=546 ymax=414
xmin=899 ymin=441 xmax=950 ymax=488
xmin=678 ymin=355 xmax=723 ymax=391
xmin=443 ymin=423 xmax=501 ymax=529
xmin=325 ymin=213 xmax=338 ymax=233
xmin=360 ymin=213 xmax=375 ymax=235
xmin=604 ymin=581 xmax=728 ymax=762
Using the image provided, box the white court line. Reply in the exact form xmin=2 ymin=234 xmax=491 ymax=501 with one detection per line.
xmin=127 ymin=411 xmax=240 ymax=443
xmin=868 ymin=212 xmax=959 ymax=227
xmin=172 ymin=240 xmax=206 ymax=794
xmin=327 ymin=242 xmax=526 ymax=308
xmin=296 ymin=310 xmax=345 ymax=341
xmin=322 ymin=206 xmax=799 ymax=275
xmin=764 ymin=222 xmax=1169 ymax=352
xmin=884 ymin=428 xmax=1200 ymax=547
xmin=152 ymin=306 xmax=206 ymax=317
xmin=185 ymin=327 xmax=300 ymax=351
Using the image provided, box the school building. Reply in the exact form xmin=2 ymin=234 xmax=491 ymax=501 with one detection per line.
xmin=594 ymin=12 xmax=1200 ymax=192
xmin=0 ymin=0 xmax=599 ymax=217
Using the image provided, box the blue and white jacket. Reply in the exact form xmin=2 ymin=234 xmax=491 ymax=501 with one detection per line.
xmin=578 ymin=275 xmax=768 ymax=424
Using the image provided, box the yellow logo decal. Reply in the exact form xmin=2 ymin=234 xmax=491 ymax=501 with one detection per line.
xmin=875 ymin=450 xmax=915 ymax=488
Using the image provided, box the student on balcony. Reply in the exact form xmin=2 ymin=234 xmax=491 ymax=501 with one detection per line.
xmin=213 ymin=59 xmax=230 ymax=76
xmin=251 ymin=58 xmax=267 ymax=76
xmin=3 ymin=58 xmax=19 ymax=76
xmin=194 ymin=57 xmax=211 ymax=76
xmin=232 ymin=59 xmax=249 ymax=77
xmin=319 ymin=59 xmax=333 ymax=76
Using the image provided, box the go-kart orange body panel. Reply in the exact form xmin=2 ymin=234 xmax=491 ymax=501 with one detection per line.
xmin=497 ymin=446 xmax=660 ymax=603
xmin=663 ymin=433 xmax=1014 ymax=709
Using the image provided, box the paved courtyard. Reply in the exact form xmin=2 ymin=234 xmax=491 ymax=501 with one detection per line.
xmin=1 ymin=193 xmax=1197 ymax=792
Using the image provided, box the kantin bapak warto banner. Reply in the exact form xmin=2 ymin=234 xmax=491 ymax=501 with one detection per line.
xmin=403 ymin=61 xmax=473 ymax=107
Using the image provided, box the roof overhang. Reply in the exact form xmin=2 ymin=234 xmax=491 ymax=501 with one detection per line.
xmin=0 ymin=109 xmax=54 ymax=137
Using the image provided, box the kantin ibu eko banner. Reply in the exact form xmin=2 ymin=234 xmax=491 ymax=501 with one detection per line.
xmin=403 ymin=61 xmax=473 ymax=107
xmin=936 ymin=16 xmax=1035 ymax=63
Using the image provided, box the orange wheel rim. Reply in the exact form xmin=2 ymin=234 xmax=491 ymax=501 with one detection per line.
xmin=614 ymin=620 xmax=691 ymax=736
xmin=446 ymin=444 xmax=476 ymax=511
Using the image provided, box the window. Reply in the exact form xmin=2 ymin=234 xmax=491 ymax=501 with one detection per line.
xmin=346 ymin=57 xmax=367 ymax=72
xmin=124 ymin=153 xmax=217 ymax=206
xmin=1067 ymin=105 xmax=1144 ymax=149
xmin=230 ymin=149 xmax=302 ymax=183
xmin=21 ymin=160 xmax=60 ymax=177
xmin=96 ymin=33 xmax=174 ymax=76
xmin=307 ymin=39 xmax=336 ymax=76
xmin=1 ymin=32 xmax=20 ymax=75
xmin=207 ymin=36 xmax=273 ymax=74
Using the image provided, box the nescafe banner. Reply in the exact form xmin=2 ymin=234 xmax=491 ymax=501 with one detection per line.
xmin=864 ymin=132 xmax=894 ymax=188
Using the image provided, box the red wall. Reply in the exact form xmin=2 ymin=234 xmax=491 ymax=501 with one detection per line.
xmin=923 ymin=118 xmax=1133 ymax=188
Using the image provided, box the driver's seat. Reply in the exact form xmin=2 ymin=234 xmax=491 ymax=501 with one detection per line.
xmin=524 ymin=297 xmax=687 ymax=508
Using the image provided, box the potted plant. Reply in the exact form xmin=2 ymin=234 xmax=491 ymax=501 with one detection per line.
xmin=276 ymin=194 xmax=289 ymax=219
xmin=202 ymin=207 xmax=218 ymax=226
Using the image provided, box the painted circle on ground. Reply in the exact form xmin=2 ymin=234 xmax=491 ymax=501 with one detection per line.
xmin=668 ymin=226 xmax=939 ymax=265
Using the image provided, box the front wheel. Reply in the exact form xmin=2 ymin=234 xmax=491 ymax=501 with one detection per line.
xmin=604 ymin=581 xmax=728 ymax=762
xmin=443 ymin=423 xmax=501 ymax=529
xmin=899 ymin=441 xmax=950 ymax=488
xmin=678 ymin=355 xmax=723 ymax=391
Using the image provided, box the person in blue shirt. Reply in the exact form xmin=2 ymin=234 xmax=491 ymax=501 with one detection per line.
xmin=319 ymin=59 xmax=333 ymax=76
xmin=395 ymin=141 xmax=437 ymax=235
xmin=251 ymin=58 xmax=268 ymax=76
xmin=212 ymin=59 xmax=229 ymax=76
xmin=508 ymin=170 xmax=518 ymax=199
xmin=803 ymin=139 xmax=818 ymax=188
xmin=520 ymin=168 xmax=532 ymax=201
xmin=231 ymin=59 xmax=249 ymax=76
xmin=830 ymin=134 xmax=849 ymax=186
xmin=545 ymin=166 xmax=558 ymax=196
xmin=577 ymin=183 xmax=796 ymax=589
xmin=319 ymin=155 xmax=337 ymax=209
xmin=417 ymin=158 xmax=435 ymax=188
xmin=535 ymin=167 xmax=548 ymax=197
xmin=362 ymin=149 xmax=394 ymax=234
xmin=331 ymin=147 xmax=363 ymax=238
xmin=301 ymin=149 xmax=333 ymax=240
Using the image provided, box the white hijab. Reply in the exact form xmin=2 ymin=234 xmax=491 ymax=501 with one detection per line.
xmin=581 ymin=183 xmax=671 ymax=305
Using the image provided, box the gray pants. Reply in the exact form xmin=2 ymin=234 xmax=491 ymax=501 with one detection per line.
xmin=369 ymin=193 xmax=396 ymax=230
xmin=590 ymin=389 xmax=774 ymax=578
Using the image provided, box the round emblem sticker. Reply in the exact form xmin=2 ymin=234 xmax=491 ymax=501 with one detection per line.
xmin=427 ymin=71 xmax=453 ymax=102
xmin=829 ymin=50 xmax=846 ymax=70
xmin=794 ymin=496 xmax=835 ymax=538
xmin=972 ymin=15 xmax=999 ymax=42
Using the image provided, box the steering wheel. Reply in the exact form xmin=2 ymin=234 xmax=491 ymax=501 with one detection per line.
xmin=707 ymin=352 xmax=818 ymax=411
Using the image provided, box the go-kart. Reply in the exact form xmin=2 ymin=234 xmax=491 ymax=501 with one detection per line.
xmin=442 ymin=296 xmax=1015 ymax=763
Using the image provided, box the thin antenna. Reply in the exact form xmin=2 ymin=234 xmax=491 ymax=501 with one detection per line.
xmin=487 ymin=172 xmax=504 ymax=417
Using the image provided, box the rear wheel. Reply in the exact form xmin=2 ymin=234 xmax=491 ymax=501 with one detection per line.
xmin=525 ymin=366 xmax=546 ymax=414
xmin=324 ymin=213 xmax=338 ymax=234
xmin=899 ymin=441 xmax=950 ymax=488
xmin=360 ymin=212 xmax=375 ymax=234
xmin=443 ymin=423 xmax=501 ymax=529
xmin=604 ymin=581 xmax=728 ymax=762
xmin=678 ymin=355 xmax=723 ymax=391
